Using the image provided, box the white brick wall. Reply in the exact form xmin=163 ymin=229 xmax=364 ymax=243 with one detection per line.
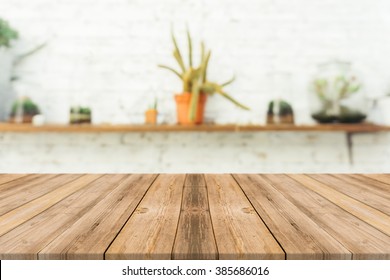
xmin=1 ymin=0 xmax=390 ymax=173
xmin=0 ymin=131 xmax=389 ymax=173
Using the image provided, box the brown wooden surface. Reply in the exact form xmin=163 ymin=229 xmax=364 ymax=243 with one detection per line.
xmin=0 ymin=123 xmax=389 ymax=133
xmin=172 ymin=174 xmax=218 ymax=260
xmin=0 ymin=173 xmax=389 ymax=260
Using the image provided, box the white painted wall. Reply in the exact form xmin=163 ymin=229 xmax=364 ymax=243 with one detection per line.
xmin=1 ymin=0 xmax=390 ymax=173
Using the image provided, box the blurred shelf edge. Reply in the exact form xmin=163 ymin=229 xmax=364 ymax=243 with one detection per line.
xmin=0 ymin=122 xmax=390 ymax=133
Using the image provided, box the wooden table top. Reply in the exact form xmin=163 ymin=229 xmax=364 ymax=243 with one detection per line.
xmin=0 ymin=174 xmax=389 ymax=260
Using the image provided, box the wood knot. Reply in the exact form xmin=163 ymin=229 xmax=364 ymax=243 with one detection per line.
xmin=242 ymin=207 xmax=255 ymax=214
xmin=135 ymin=207 xmax=148 ymax=214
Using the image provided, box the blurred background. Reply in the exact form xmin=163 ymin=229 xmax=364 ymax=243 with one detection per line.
xmin=1 ymin=0 xmax=390 ymax=173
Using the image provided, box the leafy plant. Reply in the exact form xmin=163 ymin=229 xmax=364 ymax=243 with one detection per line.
xmin=314 ymin=75 xmax=360 ymax=104
xmin=0 ymin=18 xmax=18 ymax=48
xmin=70 ymin=106 xmax=92 ymax=124
xmin=10 ymin=97 xmax=40 ymax=116
xmin=312 ymin=75 xmax=365 ymax=123
xmin=158 ymin=28 xmax=249 ymax=120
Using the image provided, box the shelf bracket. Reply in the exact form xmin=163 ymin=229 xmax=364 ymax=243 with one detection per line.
xmin=346 ymin=132 xmax=354 ymax=165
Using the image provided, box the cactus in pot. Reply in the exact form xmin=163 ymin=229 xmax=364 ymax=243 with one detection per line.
xmin=158 ymin=28 xmax=249 ymax=124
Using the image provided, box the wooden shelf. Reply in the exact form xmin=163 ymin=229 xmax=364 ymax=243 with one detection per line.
xmin=0 ymin=122 xmax=389 ymax=133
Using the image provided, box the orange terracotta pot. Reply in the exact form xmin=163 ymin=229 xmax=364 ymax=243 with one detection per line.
xmin=145 ymin=109 xmax=158 ymax=124
xmin=175 ymin=92 xmax=207 ymax=125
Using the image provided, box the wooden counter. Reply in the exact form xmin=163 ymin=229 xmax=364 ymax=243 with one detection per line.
xmin=0 ymin=174 xmax=389 ymax=260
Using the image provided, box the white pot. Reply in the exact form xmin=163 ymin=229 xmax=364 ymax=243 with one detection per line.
xmin=0 ymin=47 xmax=16 ymax=121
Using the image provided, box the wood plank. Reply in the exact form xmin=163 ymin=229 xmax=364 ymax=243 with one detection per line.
xmin=0 ymin=123 xmax=389 ymax=133
xmin=233 ymin=174 xmax=351 ymax=259
xmin=309 ymin=174 xmax=390 ymax=215
xmin=0 ymin=174 xmax=83 ymax=216
xmin=172 ymin=174 xmax=217 ymax=260
xmin=0 ymin=174 xmax=29 ymax=186
xmin=204 ymin=174 xmax=284 ymax=260
xmin=184 ymin=173 xmax=206 ymax=187
xmin=105 ymin=174 xmax=186 ymax=260
xmin=0 ymin=174 xmax=58 ymax=196
xmin=38 ymin=174 xmax=157 ymax=260
xmin=290 ymin=174 xmax=390 ymax=236
xmin=361 ymin=174 xmax=390 ymax=186
xmin=0 ymin=174 xmax=127 ymax=259
xmin=265 ymin=174 xmax=390 ymax=259
xmin=345 ymin=174 xmax=390 ymax=194
xmin=0 ymin=174 xmax=101 ymax=237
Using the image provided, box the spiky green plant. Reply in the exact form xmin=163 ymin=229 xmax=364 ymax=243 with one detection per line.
xmin=0 ymin=18 xmax=18 ymax=48
xmin=159 ymin=28 xmax=249 ymax=121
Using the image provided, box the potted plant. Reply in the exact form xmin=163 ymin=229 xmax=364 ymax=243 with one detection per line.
xmin=311 ymin=61 xmax=367 ymax=123
xmin=145 ymin=98 xmax=158 ymax=125
xmin=267 ymin=100 xmax=294 ymax=124
xmin=0 ymin=17 xmax=47 ymax=122
xmin=9 ymin=96 xmax=40 ymax=123
xmin=70 ymin=106 xmax=92 ymax=124
xmin=158 ymin=29 xmax=249 ymax=124
xmin=0 ymin=18 xmax=18 ymax=121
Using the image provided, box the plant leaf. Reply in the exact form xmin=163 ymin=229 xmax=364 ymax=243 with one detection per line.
xmin=200 ymin=81 xmax=217 ymax=94
xmin=189 ymin=79 xmax=200 ymax=121
xmin=221 ymin=75 xmax=235 ymax=87
xmin=187 ymin=27 xmax=193 ymax=68
xmin=202 ymin=50 xmax=211 ymax=82
xmin=201 ymin=41 xmax=205 ymax=62
xmin=216 ymin=88 xmax=250 ymax=110
xmin=158 ymin=65 xmax=182 ymax=79
xmin=14 ymin=42 xmax=47 ymax=66
xmin=171 ymin=30 xmax=186 ymax=72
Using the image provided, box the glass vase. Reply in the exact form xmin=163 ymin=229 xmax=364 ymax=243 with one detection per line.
xmin=310 ymin=61 xmax=367 ymax=123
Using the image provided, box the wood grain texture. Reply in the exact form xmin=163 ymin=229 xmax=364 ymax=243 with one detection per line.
xmin=0 ymin=173 xmax=389 ymax=260
xmin=172 ymin=174 xmax=217 ymax=260
xmin=0 ymin=174 xmax=101 ymax=237
xmin=233 ymin=174 xmax=351 ymax=259
xmin=0 ymin=174 xmax=125 ymax=259
xmin=309 ymin=174 xmax=390 ymax=215
xmin=0 ymin=174 xmax=82 ymax=216
xmin=267 ymin=174 xmax=390 ymax=259
xmin=39 ymin=174 xmax=157 ymax=260
xmin=290 ymin=174 xmax=390 ymax=236
xmin=105 ymin=174 xmax=186 ymax=260
xmin=0 ymin=174 xmax=28 ymax=186
xmin=362 ymin=174 xmax=390 ymax=186
xmin=0 ymin=174 xmax=59 ymax=202
xmin=205 ymin=174 xmax=285 ymax=260
xmin=0 ymin=123 xmax=388 ymax=133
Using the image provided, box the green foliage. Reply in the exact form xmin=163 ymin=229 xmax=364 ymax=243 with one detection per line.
xmin=159 ymin=28 xmax=249 ymax=120
xmin=0 ymin=18 xmax=18 ymax=48
xmin=314 ymin=75 xmax=361 ymax=102
xmin=312 ymin=75 xmax=365 ymax=123
xmin=10 ymin=97 xmax=40 ymax=116
xmin=267 ymin=100 xmax=293 ymax=116
xmin=148 ymin=98 xmax=158 ymax=110
xmin=70 ymin=106 xmax=92 ymax=124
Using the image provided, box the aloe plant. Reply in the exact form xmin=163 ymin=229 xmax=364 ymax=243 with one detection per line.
xmin=159 ymin=29 xmax=249 ymax=121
